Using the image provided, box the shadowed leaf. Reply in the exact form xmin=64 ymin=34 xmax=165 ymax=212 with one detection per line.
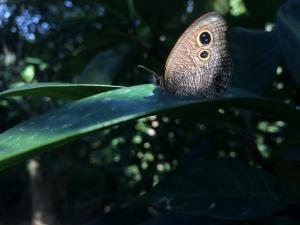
xmin=228 ymin=28 xmax=280 ymax=93
xmin=144 ymin=160 xmax=287 ymax=219
xmin=277 ymin=0 xmax=300 ymax=85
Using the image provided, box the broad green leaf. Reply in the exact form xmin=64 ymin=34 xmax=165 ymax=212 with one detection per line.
xmin=277 ymin=0 xmax=300 ymax=84
xmin=144 ymin=160 xmax=287 ymax=219
xmin=0 ymin=83 xmax=121 ymax=100
xmin=228 ymin=28 xmax=280 ymax=93
xmin=76 ymin=43 xmax=140 ymax=84
xmin=0 ymin=84 xmax=300 ymax=170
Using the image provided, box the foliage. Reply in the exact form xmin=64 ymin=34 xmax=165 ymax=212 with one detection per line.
xmin=0 ymin=0 xmax=299 ymax=225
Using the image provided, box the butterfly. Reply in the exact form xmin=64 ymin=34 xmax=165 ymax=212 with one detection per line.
xmin=152 ymin=11 xmax=232 ymax=98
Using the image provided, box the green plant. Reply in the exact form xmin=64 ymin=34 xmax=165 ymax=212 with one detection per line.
xmin=0 ymin=0 xmax=300 ymax=224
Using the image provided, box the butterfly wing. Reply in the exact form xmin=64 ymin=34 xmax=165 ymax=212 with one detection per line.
xmin=164 ymin=12 xmax=232 ymax=97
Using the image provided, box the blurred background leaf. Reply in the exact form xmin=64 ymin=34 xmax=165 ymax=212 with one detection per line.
xmin=144 ymin=160 xmax=287 ymax=219
xmin=76 ymin=43 xmax=141 ymax=84
xmin=277 ymin=0 xmax=300 ymax=85
xmin=229 ymin=28 xmax=280 ymax=93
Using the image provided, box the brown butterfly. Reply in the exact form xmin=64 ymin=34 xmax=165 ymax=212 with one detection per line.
xmin=153 ymin=11 xmax=232 ymax=98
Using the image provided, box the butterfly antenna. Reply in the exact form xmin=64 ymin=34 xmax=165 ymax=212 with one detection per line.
xmin=137 ymin=65 xmax=158 ymax=77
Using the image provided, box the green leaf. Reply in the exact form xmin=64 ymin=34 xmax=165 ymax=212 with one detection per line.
xmin=277 ymin=0 xmax=300 ymax=85
xmin=0 ymin=83 xmax=121 ymax=100
xmin=144 ymin=160 xmax=287 ymax=219
xmin=228 ymin=28 xmax=280 ymax=93
xmin=0 ymin=84 xmax=300 ymax=170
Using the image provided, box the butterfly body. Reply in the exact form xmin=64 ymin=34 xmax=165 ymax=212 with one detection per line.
xmin=157 ymin=12 xmax=232 ymax=98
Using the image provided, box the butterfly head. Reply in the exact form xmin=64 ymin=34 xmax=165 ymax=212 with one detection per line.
xmin=137 ymin=65 xmax=166 ymax=90
xmin=153 ymin=74 xmax=166 ymax=90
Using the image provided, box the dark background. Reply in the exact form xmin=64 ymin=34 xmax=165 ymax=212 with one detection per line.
xmin=0 ymin=0 xmax=299 ymax=225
